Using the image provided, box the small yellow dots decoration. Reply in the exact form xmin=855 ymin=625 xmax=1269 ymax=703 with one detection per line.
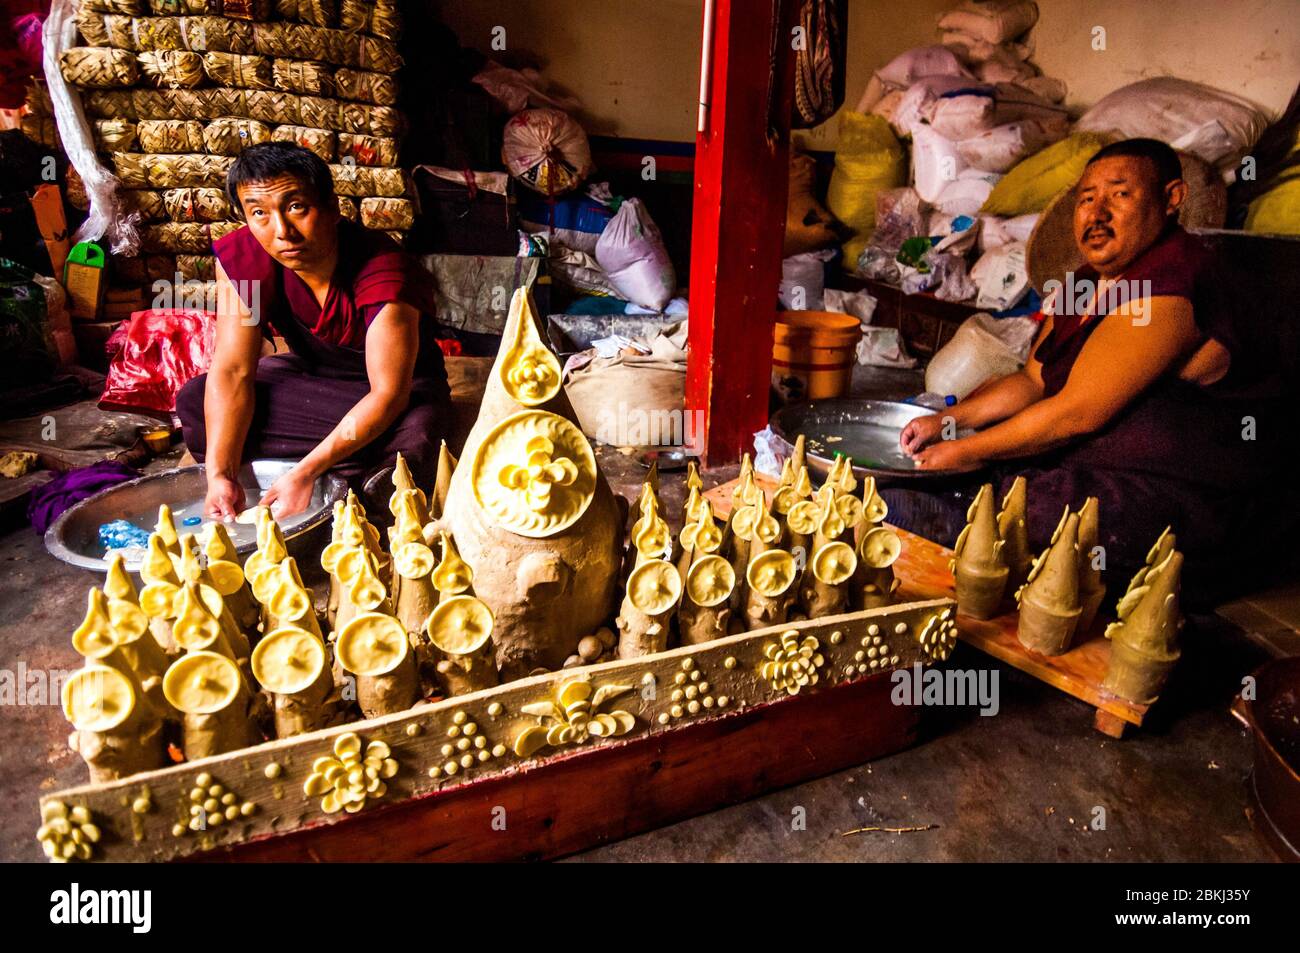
xmin=723 ymin=656 xmax=736 ymax=670
xmin=492 ymin=744 xmax=506 ymax=758
xmin=428 ymin=766 xmax=442 ymax=779
xmin=179 ymin=775 xmax=255 ymax=833
xmin=406 ymin=723 xmax=422 ymax=737
xmin=302 ymin=733 xmax=399 ymax=815
xmin=131 ymin=791 xmax=153 ymax=815
xmin=452 ymin=710 xmax=468 ymax=725
xmin=37 ymin=801 xmax=100 ymax=862
xmin=830 ymin=630 xmax=843 ymax=645
xmin=759 ymin=630 xmax=826 ymax=696
xmin=488 ymin=701 xmax=503 ymax=717
xmin=681 ymin=657 xmax=695 ymax=672
xmin=264 ymin=762 xmax=282 ymax=780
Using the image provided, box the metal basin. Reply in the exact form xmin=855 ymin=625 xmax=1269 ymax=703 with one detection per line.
xmin=770 ymin=398 xmax=978 ymax=481
xmin=45 ymin=460 xmax=348 ymax=573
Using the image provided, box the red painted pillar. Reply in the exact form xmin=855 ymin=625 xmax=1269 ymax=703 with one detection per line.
xmin=686 ymin=0 xmax=796 ymax=467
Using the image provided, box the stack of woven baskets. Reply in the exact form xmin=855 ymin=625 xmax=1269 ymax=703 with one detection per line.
xmin=28 ymin=0 xmax=412 ymax=290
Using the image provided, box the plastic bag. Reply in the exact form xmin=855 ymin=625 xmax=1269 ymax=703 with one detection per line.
xmin=856 ymin=245 xmax=900 ymax=282
xmin=42 ymin=0 xmax=138 ymax=254
xmin=502 ymin=108 xmax=593 ymax=196
xmin=925 ymin=311 xmax=1039 ymax=398
xmin=472 ymin=61 xmax=581 ymax=114
xmin=911 ymin=125 xmax=966 ymax=203
xmin=824 ymin=287 xmax=878 ymax=326
xmin=971 ymin=241 xmax=1030 ymax=311
xmin=938 ymin=1 xmax=1039 ymax=46
xmin=934 ymin=167 xmax=1002 ymax=218
xmin=826 ymin=112 xmax=905 ymax=263
xmin=518 ymin=188 xmax=613 ymax=255
xmin=928 ymin=251 xmax=977 ymax=302
xmin=594 ymin=198 xmax=676 ymax=310
xmin=857 ymin=326 xmax=916 ymax=368
xmin=957 ymin=116 xmax=1069 ymax=173
xmin=100 ymin=308 xmax=216 ymax=415
xmin=0 ymin=257 xmax=59 ymax=388
xmin=981 ymin=132 xmax=1108 ymax=216
xmin=779 ymin=249 xmax=834 ymax=311
xmin=31 ymin=272 xmax=77 ymax=365
xmin=868 ymin=187 xmax=926 ymax=253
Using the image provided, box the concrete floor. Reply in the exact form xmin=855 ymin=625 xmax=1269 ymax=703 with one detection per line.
xmin=0 ymin=397 xmax=1276 ymax=862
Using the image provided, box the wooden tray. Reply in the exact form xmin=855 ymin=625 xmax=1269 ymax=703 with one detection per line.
xmin=705 ymin=475 xmax=1149 ymax=737
xmin=40 ymin=598 xmax=955 ymax=862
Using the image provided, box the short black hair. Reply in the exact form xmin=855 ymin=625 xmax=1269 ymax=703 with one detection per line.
xmin=226 ymin=141 xmax=334 ymax=219
xmin=1085 ymin=138 xmax=1183 ymax=193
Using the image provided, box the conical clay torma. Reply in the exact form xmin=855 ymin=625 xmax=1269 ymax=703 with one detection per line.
xmin=1016 ymin=509 xmax=1082 ymax=656
xmin=952 ymin=484 xmax=1008 ymax=620
xmin=1103 ymin=546 xmax=1184 ymax=704
xmin=436 ymin=286 xmax=623 ymax=679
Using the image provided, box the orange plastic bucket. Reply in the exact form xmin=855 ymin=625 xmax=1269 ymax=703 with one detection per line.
xmin=772 ymin=310 xmax=861 ymax=401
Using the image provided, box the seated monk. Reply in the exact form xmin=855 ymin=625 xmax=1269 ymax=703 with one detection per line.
xmin=886 ymin=138 xmax=1279 ymax=607
xmin=177 ymin=142 xmax=448 ymax=521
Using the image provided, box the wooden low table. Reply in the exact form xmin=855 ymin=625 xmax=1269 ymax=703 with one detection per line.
xmin=705 ymin=476 xmax=1149 ymax=738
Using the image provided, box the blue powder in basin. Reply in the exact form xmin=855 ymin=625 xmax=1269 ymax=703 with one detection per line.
xmin=99 ymin=520 xmax=152 ymax=552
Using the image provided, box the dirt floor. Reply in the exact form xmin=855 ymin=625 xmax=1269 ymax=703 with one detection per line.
xmin=0 ymin=440 xmax=1274 ymax=863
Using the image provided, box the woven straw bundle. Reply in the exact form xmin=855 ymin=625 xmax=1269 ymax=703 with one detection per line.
xmin=122 ymin=189 xmax=166 ymax=220
xmin=174 ymin=255 xmax=217 ymax=280
xmin=271 ymin=59 xmax=334 ymax=96
xmin=331 ymin=164 xmax=405 ymax=197
xmin=355 ymin=35 xmax=402 ymax=73
xmin=81 ymin=89 xmax=134 ymax=119
xmin=83 ymin=0 xmax=144 ymax=14
xmin=97 ymin=118 xmax=139 ymax=151
xmin=336 ymin=132 xmax=397 ymax=168
xmin=138 ymin=50 xmax=205 ymax=88
xmin=75 ymin=10 xmax=116 ymax=46
xmin=275 ymin=0 xmax=334 ymax=27
xmin=164 ymin=187 xmax=234 ymax=222
xmin=202 ymin=51 xmax=272 ymax=88
xmin=141 ymin=221 xmax=241 ymax=253
xmin=113 ymin=152 xmax=233 ymax=188
xmin=148 ymin=0 xmax=272 ymax=17
xmin=203 ymin=117 xmax=271 ymax=155
xmin=24 ymin=80 xmax=51 ymax=116
xmin=334 ymin=68 xmax=397 ymax=106
xmin=270 ymin=124 xmax=336 ymax=161
xmin=339 ymin=0 xmax=400 ymax=41
xmin=360 ymin=197 xmax=413 ymax=231
xmin=252 ymin=22 xmax=399 ymax=72
xmin=336 ymin=196 xmax=357 ymax=222
xmin=241 ymin=89 xmax=300 ymax=124
xmin=79 ymin=14 xmax=256 ymax=53
xmin=19 ymin=115 xmax=59 ymax=148
xmin=337 ymin=102 xmax=402 ymax=137
xmin=136 ymin=118 xmax=205 ymax=153
xmin=60 ymin=47 xmax=139 ymax=88
xmin=298 ymin=96 xmax=339 ymax=130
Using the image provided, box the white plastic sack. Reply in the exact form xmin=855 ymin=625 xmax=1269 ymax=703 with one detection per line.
xmin=595 ymin=198 xmax=676 ymax=311
xmin=1075 ymin=77 xmax=1268 ymax=176
xmin=912 ymin=125 xmax=967 ymax=203
xmin=930 ymin=90 xmax=997 ymax=140
xmin=473 ymin=61 xmax=581 ymax=114
xmin=937 ymin=1 xmax=1039 ymax=46
xmin=779 ymin=250 xmax=834 ymax=311
xmin=857 ymin=326 xmax=916 ymax=368
xmin=957 ymin=115 xmax=1068 ymax=173
xmin=891 ymin=76 xmax=986 ymax=139
xmin=971 ymin=241 xmax=1030 ymax=311
xmin=978 ymin=212 xmax=1039 ymax=252
xmin=1013 ymin=74 xmax=1066 ymax=104
xmin=941 ymin=32 xmax=1032 ymax=64
xmin=934 ymin=168 xmax=1002 ymax=218
xmin=502 ymin=108 xmax=594 ymax=196
xmin=924 ymin=311 xmax=1039 ymax=399
xmin=550 ymin=247 xmax=623 ymax=298
xmin=930 ymin=251 xmax=978 ymax=303
xmin=875 ymin=45 xmax=973 ymax=90
xmin=824 ymin=287 xmax=878 ymax=326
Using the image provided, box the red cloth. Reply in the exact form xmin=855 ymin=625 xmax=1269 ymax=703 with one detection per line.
xmin=99 ymin=309 xmax=216 ymax=415
xmin=212 ymin=221 xmax=427 ymax=349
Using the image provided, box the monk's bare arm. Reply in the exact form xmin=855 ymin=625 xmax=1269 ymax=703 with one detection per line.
xmin=202 ymin=260 xmax=263 ymax=519
xmin=260 ymin=302 xmax=418 ymax=514
xmin=955 ymin=296 xmax=1199 ymax=461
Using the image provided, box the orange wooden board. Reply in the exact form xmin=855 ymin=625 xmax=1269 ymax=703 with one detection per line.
xmin=705 ymin=475 xmax=1149 ymax=734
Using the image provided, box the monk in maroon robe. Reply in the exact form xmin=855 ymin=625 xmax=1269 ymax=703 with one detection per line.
xmin=888 ymin=139 xmax=1280 ymax=606
xmin=176 ymin=142 xmax=448 ymax=520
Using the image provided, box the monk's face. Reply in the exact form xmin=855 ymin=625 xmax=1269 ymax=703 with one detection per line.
xmin=236 ymin=174 xmax=338 ymax=271
xmin=1073 ymin=155 xmax=1185 ymax=277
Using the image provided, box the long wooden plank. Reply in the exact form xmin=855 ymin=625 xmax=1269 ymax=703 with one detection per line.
xmin=705 ymin=476 xmax=1149 ymax=731
xmin=198 ymin=669 xmax=917 ymax=862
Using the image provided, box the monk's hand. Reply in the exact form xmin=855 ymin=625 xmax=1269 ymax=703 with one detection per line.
xmin=900 ymin=413 xmax=945 ymax=457
xmin=913 ymin=439 xmax=978 ymax=472
xmin=260 ymin=466 xmax=315 ymax=519
xmin=204 ymin=474 xmax=246 ymax=522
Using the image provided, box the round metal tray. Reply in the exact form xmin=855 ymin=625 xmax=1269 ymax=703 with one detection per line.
xmin=45 ymin=460 xmax=348 ymax=573
xmin=770 ymin=398 xmax=978 ymax=481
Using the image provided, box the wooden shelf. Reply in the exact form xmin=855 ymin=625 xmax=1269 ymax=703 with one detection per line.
xmin=705 ymin=475 xmax=1150 ymax=737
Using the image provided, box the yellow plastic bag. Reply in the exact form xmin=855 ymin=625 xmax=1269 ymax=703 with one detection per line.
xmin=1245 ymin=133 xmax=1300 ymax=235
xmin=826 ymin=111 xmax=904 ymax=264
xmin=981 ymin=132 xmax=1108 ymax=217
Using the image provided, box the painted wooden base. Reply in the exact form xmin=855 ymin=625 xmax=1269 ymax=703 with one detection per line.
xmin=197 ymin=669 xmax=917 ymax=862
xmin=705 ymin=476 xmax=1151 ymax=736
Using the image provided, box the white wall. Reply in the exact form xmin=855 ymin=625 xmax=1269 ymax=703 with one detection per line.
xmin=435 ymin=0 xmax=1299 ymax=145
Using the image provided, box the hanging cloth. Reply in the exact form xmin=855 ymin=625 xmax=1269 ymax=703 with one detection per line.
xmin=792 ymin=0 xmax=846 ymax=129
